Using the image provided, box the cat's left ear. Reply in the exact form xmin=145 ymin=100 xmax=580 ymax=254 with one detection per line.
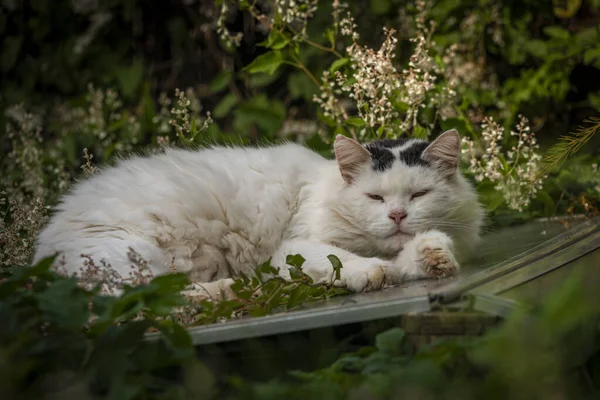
xmin=422 ymin=129 xmax=461 ymax=176
xmin=334 ymin=135 xmax=371 ymax=184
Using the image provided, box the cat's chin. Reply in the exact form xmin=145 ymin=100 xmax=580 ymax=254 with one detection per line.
xmin=385 ymin=229 xmax=413 ymax=239
xmin=383 ymin=230 xmax=414 ymax=251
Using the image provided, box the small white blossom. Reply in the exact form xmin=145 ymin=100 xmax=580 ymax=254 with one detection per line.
xmin=462 ymin=115 xmax=546 ymax=211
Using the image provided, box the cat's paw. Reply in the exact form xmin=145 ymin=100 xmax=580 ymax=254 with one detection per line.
xmin=392 ymin=230 xmax=459 ymax=280
xmin=336 ymin=259 xmax=388 ymax=292
xmin=413 ymin=231 xmax=459 ymax=279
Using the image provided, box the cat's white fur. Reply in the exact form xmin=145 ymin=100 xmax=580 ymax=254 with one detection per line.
xmin=34 ymin=130 xmax=484 ymax=298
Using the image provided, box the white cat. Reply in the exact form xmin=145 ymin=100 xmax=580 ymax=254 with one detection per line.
xmin=34 ymin=129 xmax=484 ymax=298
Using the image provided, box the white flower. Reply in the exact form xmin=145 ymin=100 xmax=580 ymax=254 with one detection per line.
xmin=462 ymin=115 xmax=546 ymax=211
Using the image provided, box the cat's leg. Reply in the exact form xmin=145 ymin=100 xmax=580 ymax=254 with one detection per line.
xmin=389 ymin=230 xmax=460 ymax=282
xmin=271 ymin=239 xmax=394 ymax=292
xmin=182 ymin=230 xmax=461 ymax=300
xmin=272 ymin=232 xmax=459 ymax=293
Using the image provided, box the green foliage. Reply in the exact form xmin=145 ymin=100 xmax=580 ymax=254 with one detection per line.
xmin=0 ymin=256 xmax=200 ymax=399
xmin=2 ymin=0 xmax=600 ymax=223
xmin=232 ymin=274 xmax=600 ymax=400
xmin=194 ymin=256 xmax=348 ymax=323
xmin=4 ymin=257 xmax=599 ymax=399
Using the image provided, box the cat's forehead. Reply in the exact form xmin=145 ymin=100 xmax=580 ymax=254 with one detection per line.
xmin=364 ymin=138 xmax=430 ymax=172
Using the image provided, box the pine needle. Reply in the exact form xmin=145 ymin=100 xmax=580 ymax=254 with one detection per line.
xmin=538 ymin=112 xmax=600 ymax=177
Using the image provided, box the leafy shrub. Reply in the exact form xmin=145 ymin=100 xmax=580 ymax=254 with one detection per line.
xmin=232 ymin=274 xmax=600 ymax=400
xmin=2 ymin=257 xmax=599 ymax=399
xmin=0 ymin=256 xmax=198 ymax=399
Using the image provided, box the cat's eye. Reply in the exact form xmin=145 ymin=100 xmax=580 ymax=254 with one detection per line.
xmin=410 ymin=190 xmax=429 ymax=200
xmin=366 ymin=193 xmax=384 ymax=202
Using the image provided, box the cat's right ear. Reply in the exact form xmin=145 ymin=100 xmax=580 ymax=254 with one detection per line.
xmin=334 ymin=135 xmax=371 ymax=184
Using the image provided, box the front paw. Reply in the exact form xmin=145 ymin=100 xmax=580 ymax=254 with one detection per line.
xmin=414 ymin=231 xmax=459 ymax=279
xmin=337 ymin=259 xmax=388 ymax=292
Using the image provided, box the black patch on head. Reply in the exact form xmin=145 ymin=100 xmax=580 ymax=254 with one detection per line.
xmin=365 ymin=139 xmax=431 ymax=171
xmin=364 ymin=144 xmax=395 ymax=171
xmin=398 ymin=141 xmax=430 ymax=167
xmin=372 ymin=138 xmax=413 ymax=149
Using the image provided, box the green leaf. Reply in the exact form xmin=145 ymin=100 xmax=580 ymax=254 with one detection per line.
xmin=149 ymin=273 xmax=190 ymax=293
xmin=375 ymin=328 xmax=406 ymax=355
xmin=345 ymin=117 xmax=366 ymax=127
xmin=553 ymin=0 xmax=582 ymax=18
xmin=243 ymin=51 xmax=284 ymax=75
xmin=370 ymin=0 xmax=391 ymax=15
xmin=248 ymin=71 xmax=282 ymax=88
xmin=325 ymin=28 xmax=335 ymax=47
xmin=287 ymin=72 xmax=318 ymax=101
xmin=391 ymin=100 xmax=410 ymax=114
xmin=115 ymin=60 xmax=144 ymax=99
xmin=485 ymin=190 xmax=506 ymax=212
xmin=258 ymin=259 xmax=280 ymax=276
xmin=583 ymin=47 xmax=600 ymax=65
xmin=543 ymin=26 xmax=570 ymax=40
xmin=524 ymin=39 xmax=548 ymax=58
xmin=534 ymin=190 xmax=555 ymax=216
xmin=213 ymin=93 xmax=239 ymax=118
xmin=36 ymin=278 xmax=91 ymax=330
xmin=233 ymin=95 xmax=286 ymax=136
xmin=287 ymin=286 xmax=310 ymax=309
xmin=327 ymin=255 xmax=343 ymax=280
xmin=209 ymin=71 xmax=232 ymax=93
xmin=1 ymin=36 xmax=23 ymax=72
xmin=2 ymin=255 xmax=56 ymax=291
xmin=412 ymin=125 xmax=429 ymax=139
xmin=286 ymin=254 xmax=306 ymax=269
xmin=329 ymin=58 xmax=350 ymax=73
xmin=259 ymin=30 xmax=290 ymax=50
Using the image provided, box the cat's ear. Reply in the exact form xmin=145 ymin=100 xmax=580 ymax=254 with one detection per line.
xmin=422 ymin=129 xmax=461 ymax=176
xmin=334 ymin=135 xmax=371 ymax=184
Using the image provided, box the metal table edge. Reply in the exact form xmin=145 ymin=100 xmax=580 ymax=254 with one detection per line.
xmin=147 ymin=295 xmax=431 ymax=345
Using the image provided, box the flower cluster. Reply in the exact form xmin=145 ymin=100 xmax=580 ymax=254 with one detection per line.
xmin=314 ymin=16 xmax=405 ymax=137
xmin=3 ymin=105 xmax=45 ymax=199
xmin=169 ymin=88 xmax=213 ymax=145
xmin=338 ymin=8 xmax=358 ymax=41
xmin=73 ymin=248 xmax=157 ymax=296
xmin=216 ymin=1 xmax=244 ymax=47
xmin=217 ymin=0 xmax=318 ymax=47
xmin=81 ymin=148 xmax=100 ymax=177
xmin=276 ymin=0 xmax=318 ymax=36
xmin=0 ymin=196 xmax=47 ymax=266
xmin=314 ymin=0 xmax=454 ymax=137
xmin=56 ymin=84 xmax=142 ymax=156
xmin=462 ymin=115 xmax=546 ymax=211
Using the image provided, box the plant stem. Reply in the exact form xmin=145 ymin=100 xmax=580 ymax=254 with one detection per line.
xmin=284 ymin=59 xmax=320 ymax=87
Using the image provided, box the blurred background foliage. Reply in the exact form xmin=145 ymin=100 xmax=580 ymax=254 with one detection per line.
xmin=2 ymin=0 xmax=600 ymax=218
xmin=1 ymin=0 xmax=600 ymax=234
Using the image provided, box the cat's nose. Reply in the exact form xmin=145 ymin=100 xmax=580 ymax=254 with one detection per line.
xmin=388 ymin=210 xmax=407 ymax=225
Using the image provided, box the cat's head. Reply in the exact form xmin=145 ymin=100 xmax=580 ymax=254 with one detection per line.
xmin=330 ymin=130 xmax=484 ymax=259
